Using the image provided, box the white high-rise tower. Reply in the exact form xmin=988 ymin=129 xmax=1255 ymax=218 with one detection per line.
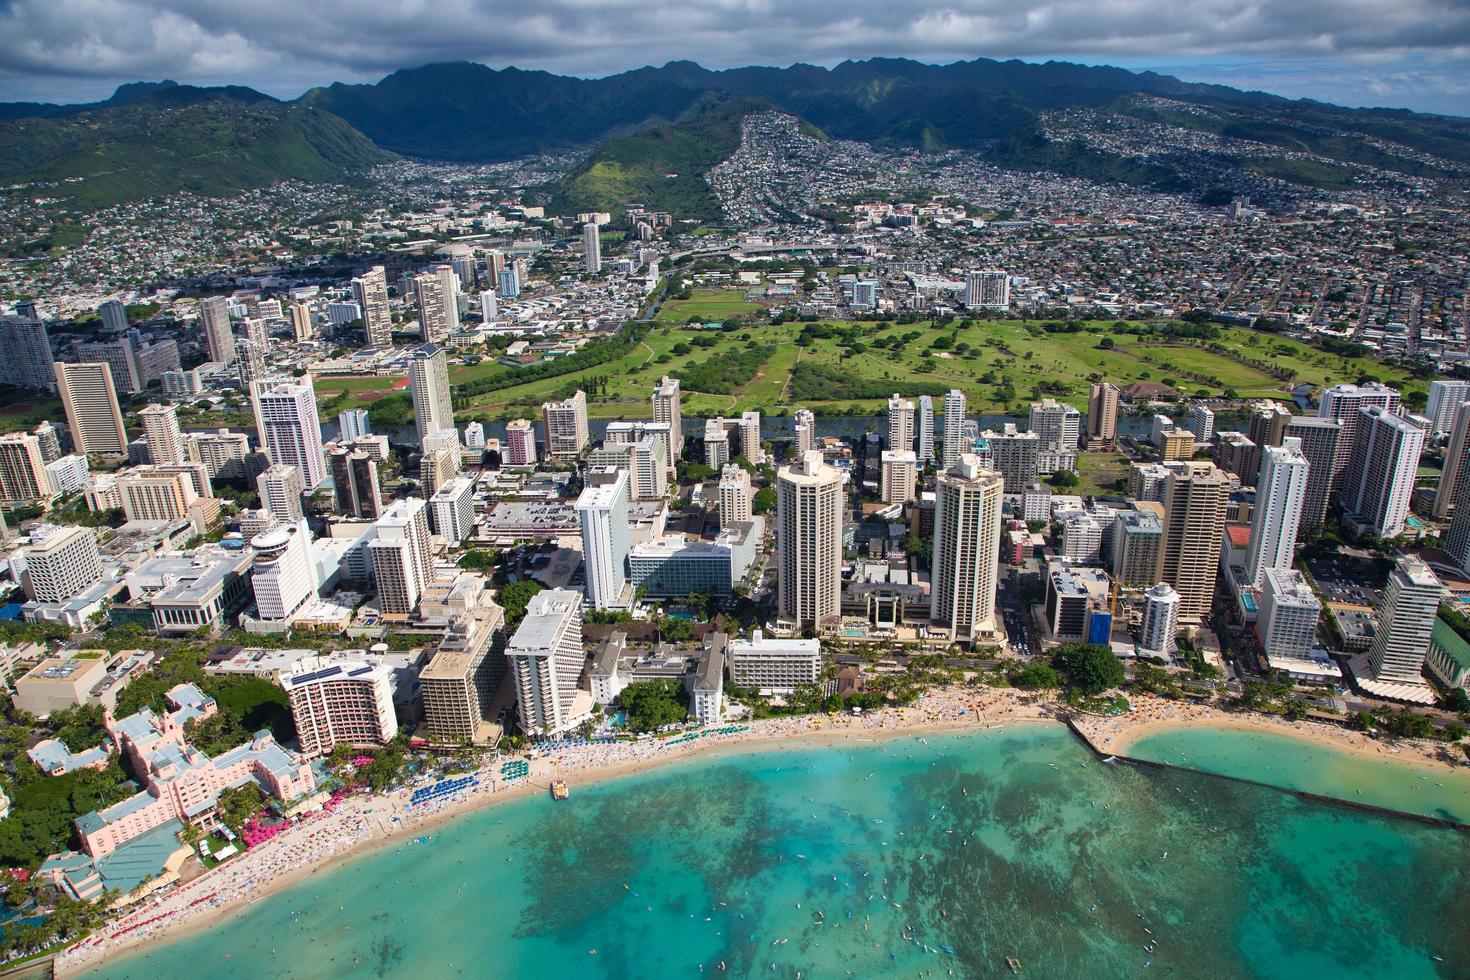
xmin=942 ymin=389 xmax=967 ymax=469
xmin=1245 ymin=436 xmax=1309 ymax=588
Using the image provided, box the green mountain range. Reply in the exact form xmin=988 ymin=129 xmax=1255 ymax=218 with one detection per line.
xmin=4 ymin=57 xmax=1470 ymax=213
xmin=0 ymin=84 xmax=392 ymax=208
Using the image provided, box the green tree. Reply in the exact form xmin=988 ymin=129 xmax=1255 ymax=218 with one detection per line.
xmin=215 ymin=783 xmax=267 ymax=834
xmin=1052 ymin=643 xmax=1125 ymax=694
xmin=499 ymin=580 xmax=544 ymax=626
xmin=1009 ymin=663 xmax=1060 ymax=690
xmin=619 ymin=679 xmax=688 ymax=732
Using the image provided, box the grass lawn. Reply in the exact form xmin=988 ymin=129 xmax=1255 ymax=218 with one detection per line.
xmin=0 ymin=396 xmax=63 ymax=433
xmin=305 ymin=317 xmax=1422 ymax=424
xmin=1075 ymin=451 xmax=1133 ymax=497
xmin=655 ymin=288 xmax=766 ymax=324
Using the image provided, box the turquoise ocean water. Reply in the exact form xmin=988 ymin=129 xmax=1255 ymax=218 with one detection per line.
xmin=1126 ymin=726 xmax=1470 ymax=825
xmin=92 ymin=725 xmax=1470 ymax=979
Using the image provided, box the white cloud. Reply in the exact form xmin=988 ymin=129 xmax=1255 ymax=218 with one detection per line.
xmin=0 ymin=0 xmax=1464 ymax=113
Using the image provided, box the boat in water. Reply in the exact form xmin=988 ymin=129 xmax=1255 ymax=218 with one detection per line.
xmin=551 ymin=780 xmax=570 ymax=801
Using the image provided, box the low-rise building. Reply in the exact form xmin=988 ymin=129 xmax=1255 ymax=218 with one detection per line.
xmin=726 ymin=632 xmax=820 ymax=695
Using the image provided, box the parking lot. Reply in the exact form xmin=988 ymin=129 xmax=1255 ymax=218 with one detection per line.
xmin=1303 ymin=554 xmax=1386 ymax=607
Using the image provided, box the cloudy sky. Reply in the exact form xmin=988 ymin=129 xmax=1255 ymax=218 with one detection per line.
xmin=0 ymin=0 xmax=1466 ymax=115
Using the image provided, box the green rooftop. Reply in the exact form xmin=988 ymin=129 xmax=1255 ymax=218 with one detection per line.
xmin=1431 ymin=618 xmax=1470 ymax=671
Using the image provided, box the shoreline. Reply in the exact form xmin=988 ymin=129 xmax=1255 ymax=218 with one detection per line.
xmin=56 ymin=688 xmax=1470 ymax=976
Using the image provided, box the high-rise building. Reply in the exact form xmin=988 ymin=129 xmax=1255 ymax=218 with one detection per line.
xmin=408 ymin=344 xmax=455 ymax=444
xmin=338 ymin=408 xmax=370 ymax=441
xmin=497 ymin=266 xmax=521 ymax=300
xmin=776 ymin=451 xmax=844 ymax=630
xmin=1186 ymin=404 xmax=1215 ymax=444
xmin=199 ymin=296 xmax=235 ymax=364
xmin=793 ymin=409 xmax=815 ymax=456
xmin=98 ymin=299 xmax=129 ymax=334
xmin=352 ymin=266 xmax=393 ymax=349
xmin=505 ymin=419 xmax=537 ymax=466
xmin=368 ymin=498 xmax=434 ymax=616
xmin=1436 ymin=402 xmax=1470 ymax=526
xmin=1442 ymin=445 xmax=1470 ymax=572
xmin=249 ymin=520 xmax=319 ymax=624
xmin=329 ymin=448 xmax=382 ymax=519
xmin=138 ymin=403 xmax=184 ymax=466
xmin=942 ymin=389 xmax=966 ymax=469
xmin=1258 ymin=568 xmax=1321 ymax=659
xmin=414 ymin=272 xmax=451 ymax=343
xmin=117 ymin=468 xmax=198 ymax=522
xmin=917 ymin=395 xmax=935 ymax=461
xmin=1318 ymin=382 xmax=1399 ymax=494
xmin=32 ymin=421 xmax=61 ymax=463
xmin=980 ymin=424 xmax=1041 ymax=491
xmin=582 ymin=222 xmax=602 ymax=273
xmin=1365 ymin=555 xmax=1442 ymax=686
xmin=651 ymin=376 xmax=682 ymax=460
xmin=1426 ymin=380 xmax=1470 ymax=437
xmin=256 ymin=463 xmax=306 ymax=522
xmin=0 ymin=433 xmax=51 ymax=503
xmin=54 ymin=362 xmax=127 ymax=457
xmin=428 ymin=477 xmax=476 ymax=546
xmin=930 ymin=455 xmax=1004 ymax=643
xmin=234 ymin=337 xmax=266 ymax=389
xmin=288 ymin=302 xmax=313 ymax=342
xmin=0 ymin=316 xmax=55 ymax=391
xmin=718 ymin=465 xmax=752 ymax=528
xmin=1138 ymin=582 xmax=1180 ymax=657
xmin=23 ymin=526 xmax=102 ymax=603
xmin=887 ymin=394 xmax=915 ymax=454
xmin=703 ymin=421 xmax=730 ymax=469
xmin=1245 ymin=437 xmax=1309 ymax=588
xmin=1340 ymin=406 xmax=1423 ymax=539
xmin=881 ymin=450 xmax=917 ymax=504
xmin=283 ymin=654 xmax=398 ymax=756
xmin=962 ymin=269 xmax=1009 ymax=308
xmin=185 ymin=429 xmax=251 ymax=480
xmin=577 ymin=470 xmax=630 ymax=610
xmin=506 ymin=589 xmax=586 ymax=736
xmin=738 ymin=411 xmax=764 ymax=465
xmin=541 ymin=391 xmax=589 ymax=458
xmin=1282 ymin=416 xmax=1341 ymax=531
xmin=1028 ymin=399 xmax=1081 ymax=451
xmin=75 ymin=336 xmax=143 ymax=393
xmin=436 ymin=265 xmax=461 ymax=336
xmin=1156 ymin=461 xmax=1229 ymax=621
xmin=256 ymin=379 xmax=327 ymax=489
xmin=421 ymin=604 xmax=507 ymax=744
xmin=479 ymin=289 xmax=498 ymax=323
xmin=1112 ymin=507 xmax=1164 ymax=587
xmin=463 ymin=422 xmax=486 ymax=451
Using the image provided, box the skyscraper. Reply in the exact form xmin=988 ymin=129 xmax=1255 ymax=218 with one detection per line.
xmin=652 ymin=375 xmax=682 ymax=460
xmin=942 ymin=389 xmax=966 ymax=469
xmin=256 ymin=379 xmax=327 ymax=489
xmin=1318 ymin=382 xmax=1399 ymax=496
xmin=353 ymin=266 xmax=393 ymax=349
xmin=577 ymin=470 xmax=630 ymax=610
xmin=1425 ymin=380 xmax=1470 ymax=437
xmin=0 ymin=316 xmax=56 ymax=392
xmin=0 ymin=433 xmax=51 ymax=503
xmin=1435 ymin=399 xmax=1470 ymax=520
xmin=887 ymin=394 xmax=914 ymax=454
xmin=257 ymin=463 xmax=306 ymax=521
xmin=1086 ymin=382 xmax=1120 ymax=447
xmin=1364 ymin=555 xmax=1442 ymax=688
xmin=1245 ymin=436 xmax=1309 ymax=588
xmin=917 ymin=395 xmax=935 ymax=462
xmin=288 ymin=302 xmax=313 ymax=342
xmin=718 ymin=465 xmax=752 ymax=528
xmin=414 ymin=272 xmax=451 ymax=343
xmin=338 ymin=408 xmax=370 ymax=441
xmin=583 ymin=222 xmax=602 ymax=273
xmin=428 ymin=476 xmax=476 ymax=546
xmin=369 ymin=498 xmax=434 ymax=616
xmin=249 ymin=520 xmax=319 ymax=624
xmin=98 ymin=299 xmax=129 ymax=334
xmin=421 ymin=604 xmax=507 ymax=744
xmin=1283 ymin=416 xmax=1341 ymax=532
xmin=505 ymin=419 xmax=538 ymax=466
xmin=436 ymin=265 xmax=461 ymax=336
xmin=329 ymin=447 xmax=382 ymax=519
xmin=962 ymin=270 xmax=1009 ymax=308
xmin=1138 ymin=582 xmax=1180 ymax=657
xmin=138 ymin=403 xmax=185 ymax=466
xmin=506 ymin=589 xmax=586 ymax=736
xmin=408 ymin=344 xmax=455 ymax=444
xmin=1156 ymin=461 xmax=1229 ymax=621
xmin=53 ymin=361 xmax=127 ymax=457
xmin=776 ymin=451 xmax=844 ymax=631
xmin=793 ymin=409 xmax=815 ymax=455
xmin=541 ymin=391 xmax=589 ymax=458
xmin=1340 ymin=405 xmax=1423 ymax=539
xmin=497 ymin=266 xmax=521 ymax=300
xmin=1028 ymin=399 xmax=1081 ymax=451
xmin=930 ymin=455 xmax=1004 ymax=642
xmin=199 ymin=296 xmax=235 ymax=365
xmin=881 ymin=450 xmax=918 ymax=504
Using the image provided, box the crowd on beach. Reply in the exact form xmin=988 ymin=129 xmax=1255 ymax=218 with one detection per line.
xmin=52 ymin=684 xmax=1460 ymax=975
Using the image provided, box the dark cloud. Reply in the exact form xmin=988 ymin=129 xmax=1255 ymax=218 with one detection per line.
xmin=0 ymin=0 xmax=1465 ymax=113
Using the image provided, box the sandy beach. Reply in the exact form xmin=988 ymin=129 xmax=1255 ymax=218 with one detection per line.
xmin=1071 ymin=692 xmax=1467 ymax=772
xmin=54 ymin=685 xmax=1468 ymax=976
xmin=55 ymin=686 xmax=1048 ymax=977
